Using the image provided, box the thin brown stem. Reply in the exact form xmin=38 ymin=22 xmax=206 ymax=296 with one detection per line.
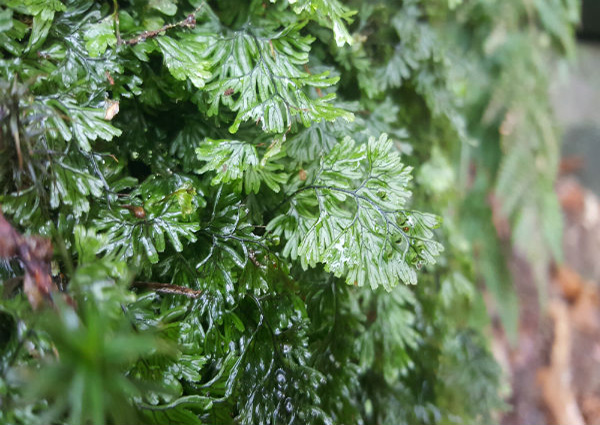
xmin=131 ymin=281 xmax=203 ymax=299
xmin=119 ymin=2 xmax=206 ymax=46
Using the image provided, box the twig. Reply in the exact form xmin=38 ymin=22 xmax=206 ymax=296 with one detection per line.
xmin=538 ymin=300 xmax=585 ymax=425
xmin=131 ymin=281 xmax=203 ymax=299
xmin=120 ymin=3 xmax=206 ymax=46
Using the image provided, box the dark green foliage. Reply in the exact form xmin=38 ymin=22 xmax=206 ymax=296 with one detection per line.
xmin=0 ymin=0 xmax=575 ymax=424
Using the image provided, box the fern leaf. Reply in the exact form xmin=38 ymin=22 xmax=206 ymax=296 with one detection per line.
xmin=200 ymin=23 xmax=353 ymax=133
xmin=268 ymin=134 xmax=443 ymax=290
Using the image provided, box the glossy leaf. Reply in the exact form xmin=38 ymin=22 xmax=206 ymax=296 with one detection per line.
xmin=199 ymin=23 xmax=353 ymax=133
xmin=268 ymin=134 xmax=443 ymax=290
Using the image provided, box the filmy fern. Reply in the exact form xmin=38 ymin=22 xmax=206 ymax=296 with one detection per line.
xmin=0 ymin=0 xmax=575 ymax=424
xmin=267 ymin=134 xmax=443 ymax=289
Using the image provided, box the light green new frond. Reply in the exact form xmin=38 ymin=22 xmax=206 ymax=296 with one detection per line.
xmin=197 ymin=139 xmax=258 ymax=182
xmin=23 ymin=0 xmax=65 ymax=21
xmin=158 ymin=36 xmax=212 ymax=89
xmin=49 ymin=158 xmax=104 ymax=217
xmin=95 ymin=176 xmax=203 ymax=264
xmin=268 ymin=134 xmax=443 ymax=290
xmin=42 ymin=98 xmax=122 ymax=152
xmin=196 ymin=138 xmax=288 ymax=193
xmin=199 ymin=24 xmax=353 ymax=133
xmin=0 ymin=9 xmax=12 ymax=32
xmin=95 ymin=209 xmax=200 ymax=265
xmin=149 ymin=0 xmax=178 ymax=16
xmin=84 ymin=18 xmax=117 ymax=57
xmin=282 ymin=0 xmax=356 ymax=46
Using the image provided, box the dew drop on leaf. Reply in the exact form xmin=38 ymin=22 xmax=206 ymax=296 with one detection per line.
xmin=285 ymin=398 xmax=293 ymax=413
xmin=276 ymin=369 xmax=286 ymax=387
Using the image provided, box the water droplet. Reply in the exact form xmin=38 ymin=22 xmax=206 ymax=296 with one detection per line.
xmin=285 ymin=398 xmax=293 ymax=413
xmin=276 ymin=369 xmax=286 ymax=387
xmin=365 ymin=399 xmax=373 ymax=415
xmin=282 ymin=344 xmax=291 ymax=354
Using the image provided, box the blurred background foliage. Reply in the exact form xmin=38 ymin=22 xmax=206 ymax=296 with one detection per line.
xmin=0 ymin=0 xmax=578 ymax=424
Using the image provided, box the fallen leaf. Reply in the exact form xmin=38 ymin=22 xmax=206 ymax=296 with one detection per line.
xmin=104 ymin=99 xmax=120 ymax=120
xmin=554 ymin=265 xmax=583 ymax=302
xmin=538 ymin=300 xmax=585 ymax=425
xmin=570 ymin=285 xmax=600 ymax=333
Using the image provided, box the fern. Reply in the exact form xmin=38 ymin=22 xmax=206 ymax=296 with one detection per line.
xmin=268 ymin=134 xmax=443 ymax=289
xmin=199 ymin=21 xmax=353 ymax=133
xmin=0 ymin=0 xmax=576 ymax=424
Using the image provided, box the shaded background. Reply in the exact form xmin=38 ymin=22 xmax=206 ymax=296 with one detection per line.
xmin=499 ymin=4 xmax=600 ymax=423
